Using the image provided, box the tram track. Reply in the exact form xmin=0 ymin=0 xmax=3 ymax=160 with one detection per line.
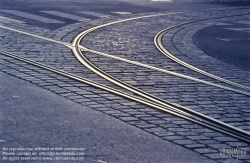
xmin=70 ymin=13 xmax=250 ymax=143
xmin=1 ymin=10 xmax=250 ymax=143
xmin=1 ymin=49 xmax=250 ymax=143
xmin=77 ymin=14 xmax=250 ymax=93
xmin=79 ymin=42 xmax=250 ymax=97
xmin=154 ymin=20 xmax=250 ymax=91
xmin=1 ymin=11 xmax=249 ymax=94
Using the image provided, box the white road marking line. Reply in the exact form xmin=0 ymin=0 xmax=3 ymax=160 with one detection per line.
xmin=237 ymin=20 xmax=250 ymax=25
xmin=112 ymin=12 xmax=132 ymax=15
xmin=78 ymin=11 xmax=110 ymax=18
xmin=216 ymin=37 xmax=250 ymax=41
xmin=40 ymin=11 xmax=90 ymax=21
xmin=226 ymin=28 xmax=250 ymax=33
xmin=97 ymin=160 xmax=107 ymax=163
xmin=215 ymin=23 xmax=232 ymax=26
xmin=0 ymin=16 xmax=25 ymax=23
xmin=0 ymin=10 xmax=64 ymax=24
xmin=216 ymin=38 xmax=235 ymax=41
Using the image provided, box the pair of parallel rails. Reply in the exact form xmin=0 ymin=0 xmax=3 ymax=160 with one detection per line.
xmin=1 ymin=11 xmax=250 ymax=143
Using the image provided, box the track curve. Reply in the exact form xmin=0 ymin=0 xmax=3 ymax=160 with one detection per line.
xmin=70 ymin=13 xmax=250 ymax=143
xmin=154 ymin=17 xmax=250 ymax=91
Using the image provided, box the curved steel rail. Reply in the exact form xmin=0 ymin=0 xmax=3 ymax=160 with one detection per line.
xmin=0 ymin=12 xmax=249 ymax=96
xmin=76 ymin=14 xmax=250 ymax=96
xmin=154 ymin=22 xmax=250 ymax=91
xmin=69 ymin=14 xmax=250 ymax=143
xmin=2 ymin=49 xmax=250 ymax=143
xmin=0 ymin=11 xmax=249 ymax=143
xmin=79 ymin=45 xmax=250 ymax=97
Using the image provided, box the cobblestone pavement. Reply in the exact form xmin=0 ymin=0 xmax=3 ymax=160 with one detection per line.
xmin=0 ymin=6 xmax=250 ymax=163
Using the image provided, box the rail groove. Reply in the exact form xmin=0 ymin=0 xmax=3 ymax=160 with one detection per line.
xmin=154 ymin=19 xmax=250 ymax=91
xmin=70 ymin=14 xmax=250 ymax=143
xmin=79 ymin=44 xmax=250 ymax=97
xmin=0 ymin=11 xmax=250 ymax=143
xmin=1 ymin=49 xmax=250 ymax=143
xmin=77 ymin=14 xmax=250 ymax=96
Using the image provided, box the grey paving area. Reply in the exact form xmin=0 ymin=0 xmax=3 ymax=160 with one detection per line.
xmin=0 ymin=72 xmax=216 ymax=163
xmin=0 ymin=5 xmax=250 ymax=163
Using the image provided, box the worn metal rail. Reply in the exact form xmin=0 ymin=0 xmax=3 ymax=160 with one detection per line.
xmin=0 ymin=10 xmax=250 ymax=143
xmin=75 ymin=13 xmax=250 ymax=96
xmin=70 ymin=13 xmax=250 ymax=143
xmin=1 ymin=49 xmax=250 ymax=143
xmin=154 ymin=20 xmax=250 ymax=91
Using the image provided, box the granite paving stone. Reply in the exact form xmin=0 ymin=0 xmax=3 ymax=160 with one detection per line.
xmin=0 ymin=6 xmax=250 ymax=162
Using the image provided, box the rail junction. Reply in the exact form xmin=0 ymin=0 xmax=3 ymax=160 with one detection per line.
xmin=0 ymin=0 xmax=250 ymax=162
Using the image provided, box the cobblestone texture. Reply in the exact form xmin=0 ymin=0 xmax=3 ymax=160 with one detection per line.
xmin=0 ymin=6 xmax=250 ymax=162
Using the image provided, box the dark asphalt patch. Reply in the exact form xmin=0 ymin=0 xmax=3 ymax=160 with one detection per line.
xmin=194 ymin=22 xmax=250 ymax=71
